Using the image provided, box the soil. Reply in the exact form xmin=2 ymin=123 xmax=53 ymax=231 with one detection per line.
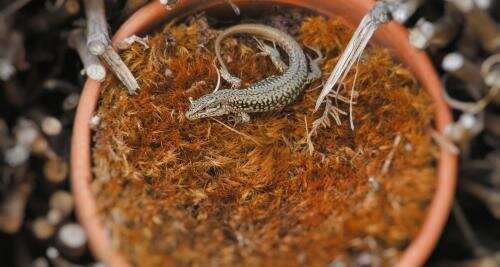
xmin=92 ymin=9 xmax=437 ymax=267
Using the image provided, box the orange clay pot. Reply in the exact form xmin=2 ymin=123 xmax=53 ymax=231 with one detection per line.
xmin=71 ymin=0 xmax=457 ymax=266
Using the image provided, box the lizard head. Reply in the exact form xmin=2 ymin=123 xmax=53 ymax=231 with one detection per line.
xmin=185 ymin=92 xmax=230 ymax=121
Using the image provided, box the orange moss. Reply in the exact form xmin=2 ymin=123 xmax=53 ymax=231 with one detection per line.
xmin=92 ymin=13 xmax=436 ymax=267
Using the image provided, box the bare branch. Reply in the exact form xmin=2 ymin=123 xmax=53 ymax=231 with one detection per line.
xmin=83 ymin=0 xmax=110 ymax=56
xmin=101 ymin=46 xmax=139 ymax=94
xmin=67 ymin=29 xmax=106 ymax=81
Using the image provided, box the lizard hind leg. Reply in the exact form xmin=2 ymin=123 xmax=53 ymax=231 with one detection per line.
xmin=253 ymin=37 xmax=287 ymax=73
xmin=305 ymin=45 xmax=325 ymax=83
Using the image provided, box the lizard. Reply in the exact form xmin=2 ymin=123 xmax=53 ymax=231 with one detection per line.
xmin=185 ymin=23 xmax=323 ymax=123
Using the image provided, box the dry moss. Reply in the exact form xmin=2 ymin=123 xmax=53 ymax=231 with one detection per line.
xmin=92 ymin=13 xmax=436 ymax=267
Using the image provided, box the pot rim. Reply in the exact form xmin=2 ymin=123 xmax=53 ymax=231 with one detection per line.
xmin=71 ymin=1 xmax=457 ymax=266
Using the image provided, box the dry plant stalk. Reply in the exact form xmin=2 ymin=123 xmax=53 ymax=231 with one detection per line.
xmin=83 ymin=0 xmax=109 ymax=56
xmin=68 ymin=29 xmax=106 ymax=81
xmin=83 ymin=0 xmax=139 ymax=93
xmin=314 ymin=1 xmax=395 ymax=110
xmin=101 ymin=46 xmax=139 ymax=94
xmin=307 ymin=2 xmax=396 ymax=153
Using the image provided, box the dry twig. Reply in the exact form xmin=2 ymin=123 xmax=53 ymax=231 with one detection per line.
xmin=381 ymin=134 xmax=402 ymax=174
xmin=210 ymin=118 xmax=261 ymax=145
xmin=83 ymin=0 xmax=109 ymax=56
xmin=68 ymin=29 xmax=106 ymax=81
xmin=101 ymin=46 xmax=139 ymax=94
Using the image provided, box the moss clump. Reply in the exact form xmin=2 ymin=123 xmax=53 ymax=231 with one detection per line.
xmin=92 ymin=12 xmax=436 ymax=267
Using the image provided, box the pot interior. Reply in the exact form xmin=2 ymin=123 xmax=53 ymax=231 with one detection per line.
xmin=85 ymin=1 xmax=452 ymax=266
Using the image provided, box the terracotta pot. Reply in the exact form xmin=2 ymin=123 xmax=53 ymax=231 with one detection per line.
xmin=71 ymin=0 xmax=457 ymax=266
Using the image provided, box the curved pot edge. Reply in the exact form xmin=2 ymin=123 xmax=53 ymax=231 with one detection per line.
xmin=70 ymin=1 xmax=457 ymax=266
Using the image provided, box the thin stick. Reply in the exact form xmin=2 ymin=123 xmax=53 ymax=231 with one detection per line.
xmin=83 ymin=0 xmax=110 ymax=56
xmin=430 ymin=129 xmax=460 ymax=155
xmin=381 ymin=134 xmax=401 ymax=174
xmin=225 ymin=0 xmax=240 ymax=16
xmin=68 ymin=29 xmax=106 ymax=82
xmin=210 ymin=118 xmax=261 ymax=145
xmin=349 ymin=63 xmax=360 ymax=130
xmin=101 ymin=46 xmax=139 ymax=94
